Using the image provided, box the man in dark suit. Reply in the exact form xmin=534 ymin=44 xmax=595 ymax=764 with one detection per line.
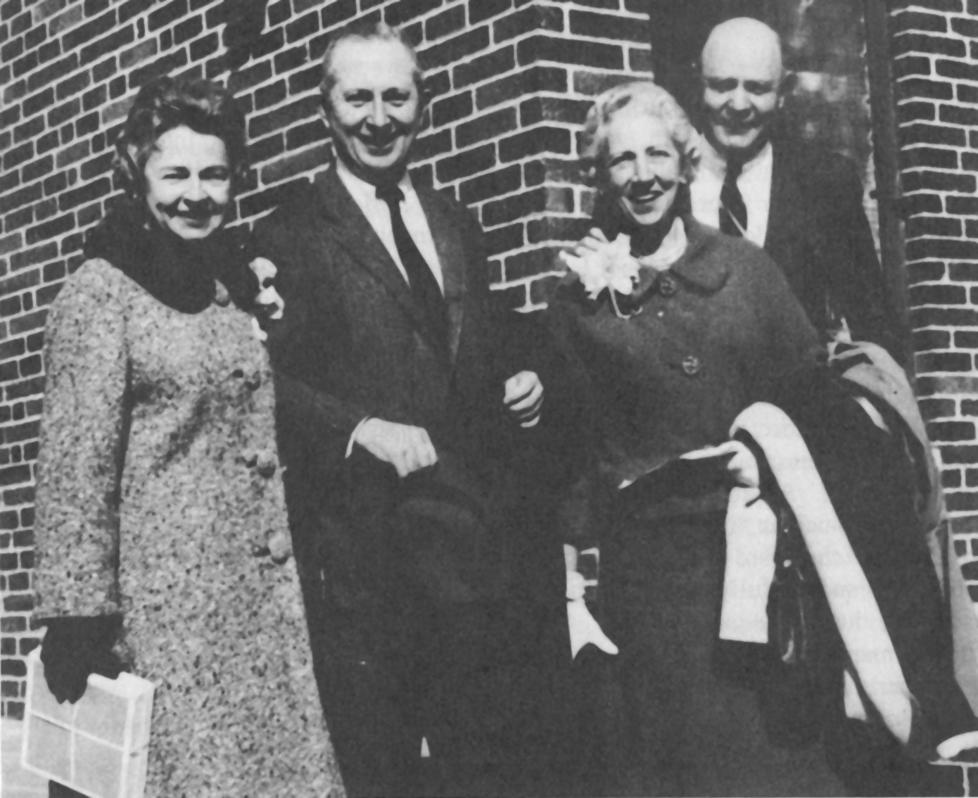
xmin=689 ymin=16 xmax=901 ymax=356
xmin=253 ymin=20 xmax=570 ymax=798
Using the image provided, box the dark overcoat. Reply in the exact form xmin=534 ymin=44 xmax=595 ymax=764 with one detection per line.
xmin=253 ymin=167 xmax=570 ymax=795
xmin=254 ymin=168 xmax=538 ymax=612
xmin=765 ymin=139 xmax=900 ymax=354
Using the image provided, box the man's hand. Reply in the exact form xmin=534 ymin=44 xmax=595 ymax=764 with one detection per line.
xmin=353 ymin=418 xmax=438 ymax=477
xmin=503 ymin=370 xmax=543 ymax=428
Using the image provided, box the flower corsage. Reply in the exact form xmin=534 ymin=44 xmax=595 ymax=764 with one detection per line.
xmin=248 ymin=256 xmax=286 ymax=342
xmin=559 ymin=229 xmax=642 ymax=319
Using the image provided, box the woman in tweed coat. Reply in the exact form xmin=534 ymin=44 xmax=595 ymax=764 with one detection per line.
xmin=32 ymin=76 xmax=342 ymax=797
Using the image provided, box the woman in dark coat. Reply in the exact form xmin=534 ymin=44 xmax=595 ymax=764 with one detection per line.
xmin=32 ymin=76 xmax=342 ymax=797
xmin=548 ymin=80 xmax=840 ymax=796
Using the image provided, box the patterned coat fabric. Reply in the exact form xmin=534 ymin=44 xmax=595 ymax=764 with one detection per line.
xmin=32 ymin=258 xmax=341 ymax=797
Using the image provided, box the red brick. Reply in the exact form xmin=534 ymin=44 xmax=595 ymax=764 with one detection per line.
xmin=453 ymin=46 xmax=515 ymax=89
xmin=484 ymin=221 xmax=525 ymax=255
xmin=892 ymin=9 xmax=949 ymax=33
xmin=259 ymin=144 xmax=328 ymax=185
xmin=435 ymin=143 xmax=496 ymax=183
xmin=569 ymin=9 xmax=648 ymax=43
xmin=425 ymin=5 xmax=466 ymax=40
xmin=62 ymin=9 xmax=115 ymax=50
xmin=147 ymin=0 xmax=186 ymax=30
xmin=79 ymin=25 xmax=134 ymax=66
xmin=470 ymin=0 xmax=511 ymax=24
xmin=499 ymin=125 xmax=572 ymax=162
xmin=320 ymin=0 xmax=357 ymax=30
xmin=917 ymin=352 xmax=973 ymax=373
xmin=501 ymin=246 xmax=562 ymax=281
xmin=518 ymin=34 xmax=624 ymax=70
xmin=432 ymin=90 xmax=473 ymax=128
xmin=455 ymin=107 xmax=516 ymax=149
xmin=493 ymin=5 xmax=563 ymax=43
xmin=458 ymin=164 xmax=522 ymax=205
xmin=250 ymin=96 xmax=319 ymax=139
xmin=420 ymin=25 xmax=490 ymax=70
xmin=476 ymin=65 xmax=567 ymax=110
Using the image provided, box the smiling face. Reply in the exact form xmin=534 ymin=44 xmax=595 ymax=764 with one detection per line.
xmin=322 ymin=37 xmax=423 ymax=185
xmin=602 ymin=107 xmax=682 ymax=228
xmin=700 ymin=19 xmax=784 ymax=159
xmin=142 ymin=125 xmax=231 ymax=240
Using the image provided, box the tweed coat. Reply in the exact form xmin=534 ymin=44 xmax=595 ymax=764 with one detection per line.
xmin=32 ymin=258 xmax=342 ymax=797
xmin=763 ymin=140 xmax=900 ymax=356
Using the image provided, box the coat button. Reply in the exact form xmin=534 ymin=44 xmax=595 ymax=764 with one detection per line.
xmin=681 ymin=355 xmax=702 ymax=376
xmin=658 ymin=274 xmax=678 ymax=297
xmin=213 ymin=281 xmax=231 ymax=306
xmin=254 ymin=450 xmax=278 ymax=478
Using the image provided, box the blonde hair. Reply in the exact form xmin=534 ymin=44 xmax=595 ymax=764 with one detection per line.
xmin=579 ymin=80 xmax=698 ymax=185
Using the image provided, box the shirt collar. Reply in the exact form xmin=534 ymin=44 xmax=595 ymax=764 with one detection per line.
xmin=335 ymin=158 xmax=415 ymax=205
xmin=695 ymin=132 xmax=773 ymax=177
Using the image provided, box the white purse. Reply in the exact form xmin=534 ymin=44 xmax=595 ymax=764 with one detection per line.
xmin=21 ymin=647 xmax=155 ymax=798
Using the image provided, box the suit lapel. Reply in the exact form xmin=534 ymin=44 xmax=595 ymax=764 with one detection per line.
xmin=764 ymin=144 xmax=810 ymax=289
xmin=417 ymin=187 xmax=466 ymax=363
xmin=314 ymin=170 xmax=445 ymax=354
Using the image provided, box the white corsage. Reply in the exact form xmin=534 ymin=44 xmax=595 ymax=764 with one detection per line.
xmin=559 ymin=229 xmax=641 ymax=319
xmin=248 ymin=256 xmax=285 ymax=342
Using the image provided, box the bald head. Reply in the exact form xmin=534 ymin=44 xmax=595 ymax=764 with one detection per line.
xmin=699 ymin=17 xmax=787 ymax=159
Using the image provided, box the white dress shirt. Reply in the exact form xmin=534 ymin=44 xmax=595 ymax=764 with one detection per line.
xmin=335 ymin=160 xmax=447 ymax=456
xmin=690 ymin=135 xmax=773 ymax=248
xmin=334 ymin=159 xmax=445 ymax=293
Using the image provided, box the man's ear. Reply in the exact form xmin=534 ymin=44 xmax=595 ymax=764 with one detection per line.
xmin=778 ymin=70 xmax=797 ymax=106
xmin=318 ymin=98 xmax=332 ymax=132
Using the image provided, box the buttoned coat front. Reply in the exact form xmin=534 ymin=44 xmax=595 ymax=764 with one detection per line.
xmin=32 ymin=259 xmax=340 ymax=797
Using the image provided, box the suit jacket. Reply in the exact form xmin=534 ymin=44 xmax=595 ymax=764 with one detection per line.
xmin=764 ymin=140 xmax=901 ymax=357
xmin=253 ymin=168 xmax=545 ymax=620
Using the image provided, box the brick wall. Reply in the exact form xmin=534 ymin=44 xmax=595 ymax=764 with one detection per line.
xmin=0 ymin=0 xmax=651 ymax=717
xmin=2 ymin=0 xmax=977 ymax=739
xmin=889 ymin=0 xmax=978 ymax=587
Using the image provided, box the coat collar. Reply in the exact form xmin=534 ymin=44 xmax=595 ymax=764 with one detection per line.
xmin=667 ymin=216 xmax=730 ymax=294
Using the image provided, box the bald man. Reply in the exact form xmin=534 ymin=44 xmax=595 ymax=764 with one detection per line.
xmin=691 ymin=17 xmax=900 ymax=357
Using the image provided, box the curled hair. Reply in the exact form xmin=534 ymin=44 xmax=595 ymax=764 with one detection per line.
xmin=319 ymin=20 xmax=425 ymax=102
xmin=579 ymin=80 xmax=698 ymax=185
xmin=114 ymin=75 xmax=248 ymax=197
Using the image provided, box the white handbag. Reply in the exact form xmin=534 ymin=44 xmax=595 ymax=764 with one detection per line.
xmin=21 ymin=647 xmax=155 ymax=798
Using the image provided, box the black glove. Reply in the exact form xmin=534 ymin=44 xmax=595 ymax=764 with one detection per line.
xmin=40 ymin=616 xmax=124 ymax=704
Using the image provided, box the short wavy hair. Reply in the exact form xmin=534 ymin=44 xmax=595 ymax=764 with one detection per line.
xmin=114 ymin=75 xmax=248 ymax=197
xmin=319 ymin=20 xmax=425 ymax=103
xmin=579 ymin=80 xmax=698 ymax=185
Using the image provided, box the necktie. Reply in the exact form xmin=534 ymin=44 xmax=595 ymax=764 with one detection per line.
xmin=719 ymin=158 xmax=747 ymax=237
xmin=376 ymin=184 xmax=449 ymax=347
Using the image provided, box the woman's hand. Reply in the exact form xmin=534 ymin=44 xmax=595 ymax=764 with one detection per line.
xmin=681 ymin=440 xmax=760 ymax=488
xmin=41 ymin=616 xmax=124 ymax=703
